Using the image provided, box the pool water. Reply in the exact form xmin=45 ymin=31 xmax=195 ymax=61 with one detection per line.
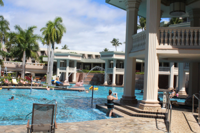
xmin=0 ymin=86 xmax=185 ymax=125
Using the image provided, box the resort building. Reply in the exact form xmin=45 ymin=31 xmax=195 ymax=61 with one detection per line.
xmin=106 ymin=0 xmax=200 ymax=110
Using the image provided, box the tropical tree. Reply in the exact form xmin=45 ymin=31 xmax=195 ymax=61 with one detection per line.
xmin=7 ymin=25 xmax=41 ymax=79
xmin=110 ymin=38 xmax=122 ymax=51
xmin=103 ymin=48 xmax=109 ymax=52
xmin=0 ymin=15 xmax=10 ymax=49
xmin=62 ymin=44 xmax=69 ymax=50
xmin=55 ymin=47 xmax=58 ymax=49
xmin=137 ymin=17 xmax=146 ymax=31
xmin=169 ymin=17 xmax=183 ymax=25
xmin=41 ymin=17 xmax=66 ymax=85
xmin=0 ymin=0 xmax=4 ymax=6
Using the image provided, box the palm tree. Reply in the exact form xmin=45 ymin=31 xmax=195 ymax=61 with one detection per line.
xmin=0 ymin=16 xmax=10 ymax=49
xmin=138 ymin=17 xmax=146 ymax=31
xmin=111 ymin=38 xmax=122 ymax=51
xmin=103 ymin=48 xmax=109 ymax=52
xmin=0 ymin=0 xmax=4 ymax=6
xmin=169 ymin=17 xmax=183 ymax=25
xmin=62 ymin=44 xmax=69 ymax=50
xmin=8 ymin=25 xmax=41 ymax=79
xmin=41 ymin=17 xmax=66 ymax=85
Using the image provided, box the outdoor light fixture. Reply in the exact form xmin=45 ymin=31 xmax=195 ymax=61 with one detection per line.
xmin=170 ymin=0 xmax=186 ymax=16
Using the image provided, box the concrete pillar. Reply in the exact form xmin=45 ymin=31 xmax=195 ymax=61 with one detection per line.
xmin=175 ymin=75 xmax=178 ymax=90
xmin=112 ymin=59 xmax=116 ymax=86
xmin=189 ymin=63 xmax=200 ymax=96
xmin=73 ymin=60 xmax=77 ymax=82
xmin=141 ymin=63 xmax=144 ymax=72
xmin=101 ymin=63 xmax=103 ymax=68
xmin=178 ymin=63 xmax=187 ymax=96
xmin=56 ymin=59 xmax=60 ymax=77
xmin=91 ymin=63 xmax=93 ymax=69
xmin=139 ymin=0 xmax=161 ymax=111
xmin=188 ymin=9 xmax=200 ymax=27
xmin=122 ymin=75 xmax=124 ymax=86
xmin=169 ymin=62 xmax=174 ymax=90
xmin=66 ymin=60 xmax=69 ymax=81
xmin=120 ymin=0 xmax=141 ymax=104
xmin=104 ymin=60 xmax=108 ymax=85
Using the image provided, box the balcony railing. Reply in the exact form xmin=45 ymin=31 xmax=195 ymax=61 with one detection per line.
xmin=60 ymin=67 xmax=66 ymax=70
xmin=69 ymin=67 xmax=75 ymax=72
xmin=116 ymin=68 xmax=124 ymax=73
xmin=159 ymin=67 xmax=170 ymax=72
xmin=159 ymin=27 xmax=200 ymax=49
xmin=4 ymin=61 xmax=45 ymax=66
xmin=131 ymin=31 xmax=146 ymax=52
xmin=107 ymin=68 xmax=113 ymax=73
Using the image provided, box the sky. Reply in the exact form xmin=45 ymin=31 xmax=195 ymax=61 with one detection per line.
xmin=1 ymin=0 xmax=169 ymax=52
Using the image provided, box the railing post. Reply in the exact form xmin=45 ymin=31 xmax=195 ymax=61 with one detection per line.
xmin=194 ymin=29 xmax=198 ymax=46
xmin=173 ymin=29 xmax=176 ymax=46
xmin=181 ymin=29 xmax=185 ymax=46
xmin=186 ymin=29 xmax=189 ymax=46
xmin=165 ymin=29 xmax=168 ymax=46
xmin=190 ymin=29 xmax=194 ymax=46
xmin=177 ymin=29 xmax=181 ymax=46
xmin=169 ymin=29 xmax=172 ymax=46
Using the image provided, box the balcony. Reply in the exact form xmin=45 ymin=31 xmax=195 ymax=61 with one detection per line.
xmin=158 ymin=27 xmax=200 ymax=49
xmin=131 ymin=31 xmax=146 ymax=53
xmin=60 ymin=67 xmax=66 ymax=70
xmin=3 ymin=61 xmax=47 ymax=73
xmin=69 ymin=67 xmax=75 ymax=72
xmin=106 ymin=68 xmax=113 ymax=74
xmin=116 ymin=68 xmax=124 ymax=73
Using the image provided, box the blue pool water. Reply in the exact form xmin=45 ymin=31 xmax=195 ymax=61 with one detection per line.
xmin=0 ymin=86 xmax=185 ymax=125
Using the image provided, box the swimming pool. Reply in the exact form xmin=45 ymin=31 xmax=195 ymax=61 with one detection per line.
xmin=0 ymin=86 xmax=185 ymax=125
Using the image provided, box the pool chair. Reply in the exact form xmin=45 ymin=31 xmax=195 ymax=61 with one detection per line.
xmin=19 ymin=79 xmax=26 ymax=86
xmin=27 ymin=103 xmax=57 ymax=133
xmin=56 ymin=81 xmax=63 ymax=86
xmin=3 ymin=79 xmax=11 ymax=86
xmin=12 ymin=79 xmax=19 ymax=86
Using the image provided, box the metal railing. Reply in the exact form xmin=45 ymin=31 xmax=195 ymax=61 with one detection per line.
xmin=192 ymin=93 xmax=200 ymax=125
xmin=163 ymin=92 xmax=172 ymax=133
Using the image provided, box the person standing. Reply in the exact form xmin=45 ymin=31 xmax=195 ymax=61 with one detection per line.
xmin=107 ymin=90 xmax=118 ymax=117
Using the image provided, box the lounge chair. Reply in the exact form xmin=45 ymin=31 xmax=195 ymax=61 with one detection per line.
xmin=19 ymin=79 xmax=26 ymax=86
xmin=27 ymin=103 xmax=57 ymax=133
xmin=3 ymin=79 xmax=11 ymax=86
xmin=12 ymin=79 xmax=19 ymax=86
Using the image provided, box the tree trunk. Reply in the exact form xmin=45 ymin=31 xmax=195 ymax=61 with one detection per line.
xmin=115 ymin=46 xmax=117 ymax=51
xmin=47 ymin=44 xmax=51 ymax=85
xmin=21 ymin=50 xmax=26 ymax=79
xmin=48 ymin=43 xmax=54 ymax=85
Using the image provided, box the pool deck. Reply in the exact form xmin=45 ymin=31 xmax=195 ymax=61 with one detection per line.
xmin=0 ymin=109 xmax=199 ymax=133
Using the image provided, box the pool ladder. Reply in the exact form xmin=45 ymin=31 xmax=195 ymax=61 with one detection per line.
xmin=164 ymin=92 xmax=172 ymax=133
xmin=192 ymin=92 xmax=200 ymax=125
xmin=25 ymin=99 xmax=57 ymax=120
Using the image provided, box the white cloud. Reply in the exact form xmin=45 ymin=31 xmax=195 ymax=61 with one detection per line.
xmin=1 ymin=0 xmax=126 ymax=52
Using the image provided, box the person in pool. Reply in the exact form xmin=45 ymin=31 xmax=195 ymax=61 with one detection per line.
xmin=8 ymin=96 xmax=14 ymax=101
xmin=107 ymin=90 xmax=118 ymax=117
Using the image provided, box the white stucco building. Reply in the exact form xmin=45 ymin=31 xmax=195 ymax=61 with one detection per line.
xmin=106 ymin=0 xmax=200 ymax=110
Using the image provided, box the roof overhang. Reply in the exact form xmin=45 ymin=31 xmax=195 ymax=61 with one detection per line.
xmin=106 ymin=0 xmax=200 ymax=18
xmin=100 ymin=51 xmax=125 ymax=60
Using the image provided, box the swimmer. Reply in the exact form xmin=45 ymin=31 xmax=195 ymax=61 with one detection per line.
xmin=46 ymin=86 xmax=50 ymax=91
xmin=7 ymin=88 xmax=10 ymax=91
xmin=8 ymin=96 xmax=14 ymax=101
xmin=85 ymin=90 xmax=89 ymax=93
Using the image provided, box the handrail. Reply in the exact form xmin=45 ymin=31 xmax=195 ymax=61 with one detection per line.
xmin=192 ymin=93 xmax=200 ymax=125
xmin=164 ymin=91 xmax=172 ymax=133
xmin=25 ymin=99 xmax=57 ymax=120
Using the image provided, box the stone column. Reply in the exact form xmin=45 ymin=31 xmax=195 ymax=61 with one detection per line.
xmin=73 ymin=60 xmax=77 ymax=82
xmin=189 ymin=63 xmax=200 ymax=96
xmin=122 ymin=75 xmax=124 ymax=86
xmin=188 ymin=9 xmax=200 ymax=27
xmin=101 ymin=63 xmax=103 ymax=68
xmin=141 ymin=63 xmax=144 ymax=72
xmin=178 ymin=63 xmax=187 ymax=96
xmin=56 ymin=59 xmax=60 ymax=77
xmin=175 ymin=75 xmax=178 ymax=90
xmin=169 ymin=62 xmax=174 ymax=90
xmin=112 ymin=59 xmax=116 ymax=86
xmin=139 ymin=0 xmax=161 ymax=111
xmin=66 ymin=60 xmax=69 ymax=81
xmin=104 ymin=60 xmax=108 ymax=85
xmin=120 ymin=0 xmax=141 ymax=104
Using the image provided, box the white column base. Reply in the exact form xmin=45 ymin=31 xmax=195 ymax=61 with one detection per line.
xmin=103 ymin=81 xmax=108 ymax=85
xmin=178 ymin=91 xmax=188 ymax=96
xmin=139 ymin=100 xmax=161 ymax=111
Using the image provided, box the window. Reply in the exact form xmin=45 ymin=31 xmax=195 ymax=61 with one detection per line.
xmin=41 ymin=51 xmax=45 ymax=56
xmin=163 ymin=62 xmax=169 ymax=67
xmin=88 ymin=55 xmax=92 ymax=59
xmin=95 ymin=55 xmax=99 ymax=59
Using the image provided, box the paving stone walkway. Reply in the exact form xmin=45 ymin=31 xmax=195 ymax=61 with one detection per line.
xmin=0 ymin=110 xmax=199 ymax=133
xmin=0 ymin=117 xmax=166 ymax=133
